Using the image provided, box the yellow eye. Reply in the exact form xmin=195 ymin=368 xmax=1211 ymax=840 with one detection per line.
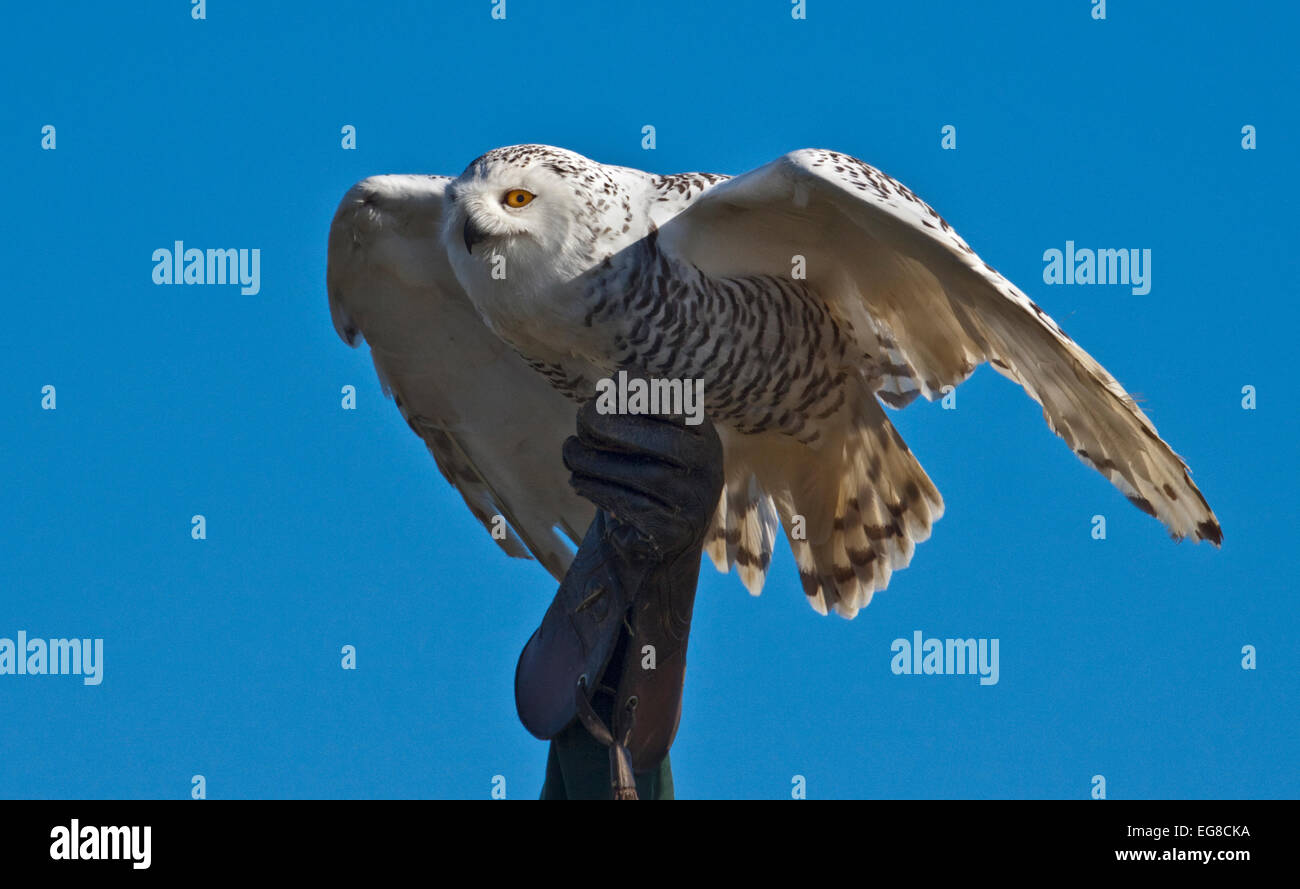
xmin=503 ymin=189 xmax=535 ymax=208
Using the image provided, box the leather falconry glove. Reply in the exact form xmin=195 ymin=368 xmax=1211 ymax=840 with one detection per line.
xmin=515 ymin=396 xmax=724 ymax=799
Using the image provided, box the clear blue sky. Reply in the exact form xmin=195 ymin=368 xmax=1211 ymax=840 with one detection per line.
xmin=1 ymin=1 xmax=1294 ymax=799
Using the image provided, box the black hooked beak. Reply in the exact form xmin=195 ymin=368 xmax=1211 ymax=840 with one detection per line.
xmin=463 ymin=217 xmax=489 ymax=254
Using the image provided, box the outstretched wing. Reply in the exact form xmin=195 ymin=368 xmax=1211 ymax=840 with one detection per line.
xmin=327 ymin=174 xmax=593 ymax=579
xmin=659 ymin=149 xmax=1221 ymax=547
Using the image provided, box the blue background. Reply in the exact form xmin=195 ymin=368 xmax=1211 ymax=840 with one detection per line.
xmin=1 ymin=1 xmax=1294 ymax=799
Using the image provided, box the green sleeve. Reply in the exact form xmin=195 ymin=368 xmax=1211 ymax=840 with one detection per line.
xmin=540 ymin=722 xmax=673 ymax=800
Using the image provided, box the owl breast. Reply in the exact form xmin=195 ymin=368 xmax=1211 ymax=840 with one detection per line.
xmin=558 ymin=238 xmax=861 ymax=448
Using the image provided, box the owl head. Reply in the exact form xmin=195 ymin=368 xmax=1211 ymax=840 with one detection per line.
xmin=442 ymin=145 xmax=642 ymax=305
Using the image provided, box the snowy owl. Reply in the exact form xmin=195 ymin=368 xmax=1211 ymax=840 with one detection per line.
xmin=327 ymin=144 xmax=1221 ymax=618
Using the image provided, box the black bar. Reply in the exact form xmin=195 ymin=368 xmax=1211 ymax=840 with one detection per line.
xmin=0 ymin=800 xmax=1281 ymax=874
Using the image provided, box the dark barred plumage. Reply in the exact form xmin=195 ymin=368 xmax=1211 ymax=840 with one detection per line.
xmin=579 ymin=230 xmax=855 ymax=446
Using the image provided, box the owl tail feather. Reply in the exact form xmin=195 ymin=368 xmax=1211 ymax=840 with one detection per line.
xmin=705 ymin=381 xmax=944 ymax=618
xmin=795 ymin=393 xmax=944 ymax=617
xmin=704 ymin=470 xmax=782 ymax=597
